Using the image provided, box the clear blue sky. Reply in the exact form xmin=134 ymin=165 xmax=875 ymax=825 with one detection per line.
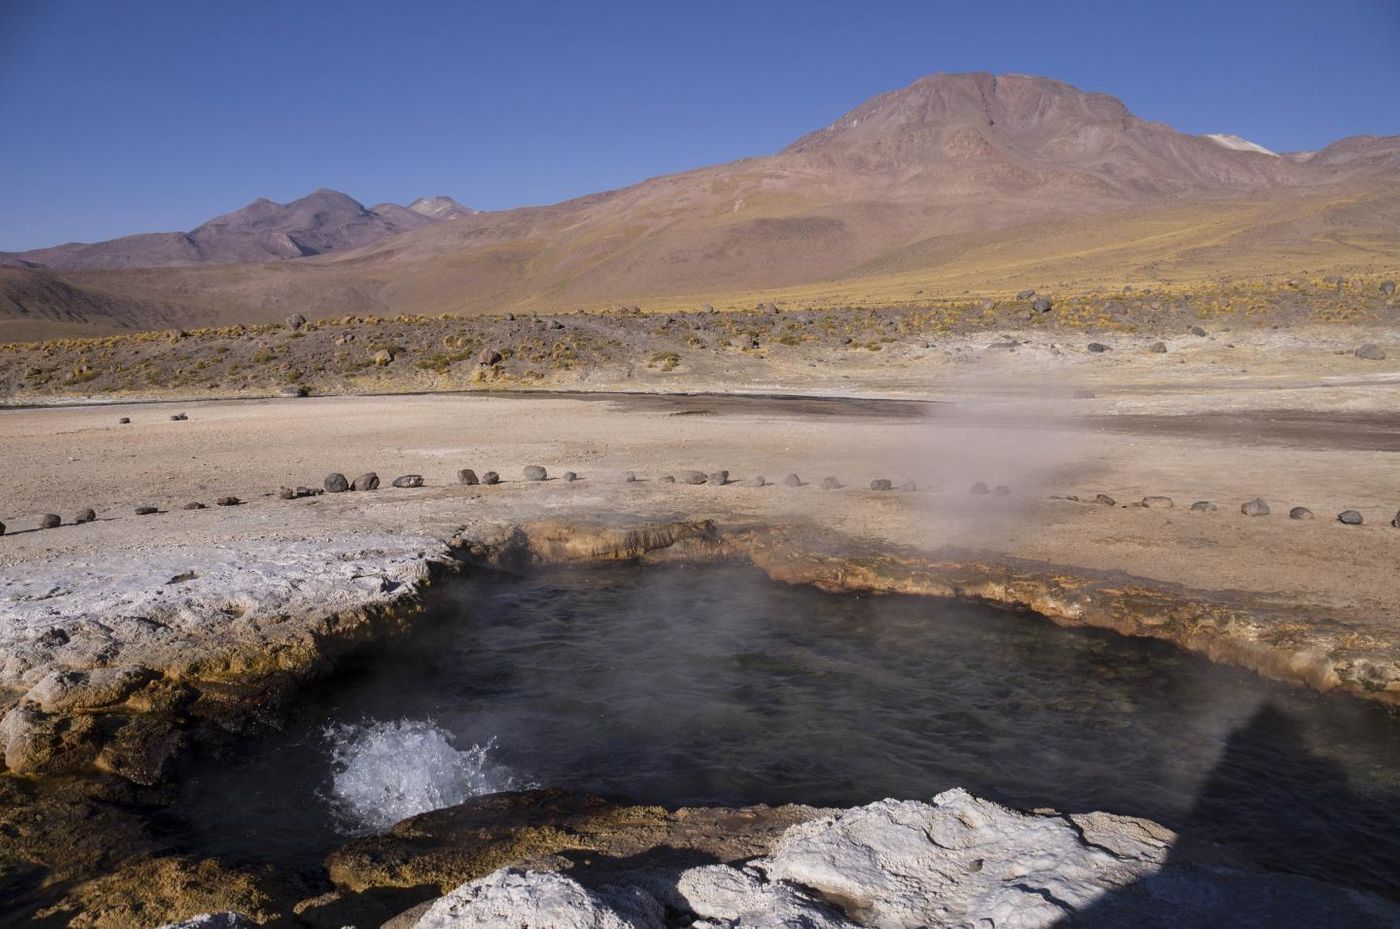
xmin=2 ymin=0 xmax=1397 ymax=251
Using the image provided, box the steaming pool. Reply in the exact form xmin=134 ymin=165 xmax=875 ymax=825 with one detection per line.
xmin=174 ymin=563 xmax=1400 ymax=898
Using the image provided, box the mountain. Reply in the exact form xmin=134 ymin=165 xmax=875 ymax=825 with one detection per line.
xmin=6 ymin=190 xmax=474 ymax=271
xmin=2 ymin=73 xmax=1397 ymax=339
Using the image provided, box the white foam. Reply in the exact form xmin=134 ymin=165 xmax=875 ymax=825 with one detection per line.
xmin=325 ymin=718 xmax=521 ymax=832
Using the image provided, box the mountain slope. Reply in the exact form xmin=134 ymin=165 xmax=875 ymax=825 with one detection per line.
xmin=2 ymin=72 xmax=1397 ymax=339
xmin=6 ymin=190 xmax=474 ymax=270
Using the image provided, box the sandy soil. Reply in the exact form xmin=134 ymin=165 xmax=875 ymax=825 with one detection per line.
xmin=2 ymin=339 xmax=1396 ymax=645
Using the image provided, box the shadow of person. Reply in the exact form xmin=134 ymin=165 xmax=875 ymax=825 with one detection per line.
xmin=1054 ymin=702 xmax=1400 ymax=928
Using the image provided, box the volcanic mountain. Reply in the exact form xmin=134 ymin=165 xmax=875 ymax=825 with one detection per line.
xmin=2 ymin=72 xmax=1397 ymax=339
xmin=5 ymin=190 xmax=475 ymax=270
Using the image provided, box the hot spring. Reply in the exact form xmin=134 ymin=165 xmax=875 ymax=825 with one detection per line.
xmin=172 ymin=562 xmax=1400 ymax=899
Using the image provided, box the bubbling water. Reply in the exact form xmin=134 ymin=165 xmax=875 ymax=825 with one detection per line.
xmin=324 ymin=718 xmax=521 ymax=832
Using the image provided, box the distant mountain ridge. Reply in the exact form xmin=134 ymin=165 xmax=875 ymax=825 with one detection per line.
xmin=1 ymin=71 xmax=1397 ymax=340
xmin=4 ymin=190 xmax=474 ymax=270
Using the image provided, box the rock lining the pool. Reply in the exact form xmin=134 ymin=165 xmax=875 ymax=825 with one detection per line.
xmin=183 ymin=788 xmax=1400 ymax=929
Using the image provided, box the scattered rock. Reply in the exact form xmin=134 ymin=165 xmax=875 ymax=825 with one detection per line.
xmin=745 ymin=476 xmax=766 ymax=488
xmin=324 ymin=473 xmax=350 ymax=493
xmin=0 ymin=520 xmax=5 ymax=536
xmin=707 ymin=470 xmax=730 ymax=486
xmin=118 ymin=417 xmax=130 ymax=424
xmin=1016 ymin=289 xmax=1036 ymax=300
xmin=523 ymin=466 xmax=548 ymax=482
xmin=901 ymin=481 xmax=917 ymax=492
xmin=278 ymin=384 xmax=308 ymax=398
xmin=476 ymin=348 xmax=502 ymax=366
xmin=1392 ymin=510 xmax=1400 ymax=528
xmin=626 ymin=472 xmax=641 ymax=483
xmin=1093 ymin=493 xmax=1116 ymax=506
xmin=392 ymin=474 xmax=425 ymax=488
xmin=278 ymin=487 xmax=296 ymax=500
xmin=1190 ymin=325 xmax=1208 ymax=336
xmin=1289 ymin=506 xmax=1314 ymax=520
xmin=1190 ymin=500 xmax=1218 ymax=512
xmin=819 ymin=477 xmax=842 ymax=490
xmin=1141 ymin=496 xmax=1174 ymax=509
xmin=182 ymin=502 xmax=205 ymax=510
xmin=457 ymin=469 xmax=479 ymax=485
xmin=678 ymin=470 xmax=707 ymax=485
xmin=285 ymin=313 xmax=306 ymax=330
xmin=870 ymin=479 xmax=893 ymax=491
xmin=1381 ymin=280 xmax=1396 ymax=296
xmin=657 ymin=475 xmax=674 ymax=484
xmin=480 ymin=471 xmax=500 ymax=485
xmin=1338 ymin=509 xmax=1364 ymax=525
xmin=372 ymin=349 xmax=395 ymax=367
xmin=969 ymin=482 xmax=989 ymax=495
xmin=782 ymin=474 xmax=802 ymax=487
xmin=562 ymin=471 xmax=578 ymax=482
xmin=170 ymin=413 xmax=188 ymax=421
xmin=1087 ymin=342 xmax=1109 ymax=353
xmin=215 ymin=496 xmax=240 ymax=507
xmin=1355 ymin=344 xmax=1387 ymax=361
xmin=1148 ymin=341 xmax=1167 ymax=353
xmin=135 ymin=506 xmax=158 ymax=516
xmin=352 ymin=472 xmax=380 ymax=491
xmin=1241 ymin=498 xmax=1271 ymax=517
xmin=1031 ymin=297 xmax=1053 ymax=313
xmin=992 ymin=484 xmax=1011 ymax=496
xmin=39 ymin=514 xmax=61 ymax=529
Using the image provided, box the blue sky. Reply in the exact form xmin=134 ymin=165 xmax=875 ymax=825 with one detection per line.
xmin=1 ymin=0 xmax=1397 ymax=251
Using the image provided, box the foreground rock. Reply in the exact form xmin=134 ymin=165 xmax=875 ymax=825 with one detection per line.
xmin=368 ymin=788 xmax=1400 ymax=929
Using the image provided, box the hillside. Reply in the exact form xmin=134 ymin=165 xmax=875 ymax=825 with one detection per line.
xmin=2 ymin=73 xmax=1397 ymax=341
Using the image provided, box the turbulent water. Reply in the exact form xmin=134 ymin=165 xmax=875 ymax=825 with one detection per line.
xmin=174 ymin=563 xmax=1400 ymax=898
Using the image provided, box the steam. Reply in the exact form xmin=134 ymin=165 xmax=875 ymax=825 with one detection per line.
xmin=325 ymin=718 xmax=523 ymax=832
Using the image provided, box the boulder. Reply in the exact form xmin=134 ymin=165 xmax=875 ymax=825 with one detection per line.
xmin=1141 ymin=496 xmax=1174 ymax=509
xmin=1032 ymin=297 xmax=1053 ymax=313
xmin=118 ymin=417 xmax=131 ymax=424
xmin=285 ymin=313 xmax=306 ymax=330
xmin=170 ymin=412 xmax=188 ymax=421
xmin=562 ymin=471 xmax=579 ymax=482
xmin=1190 ymin=325 xmax=1208 ymax=336
xmin=1355 ymin=344 xmax=1387 ymax=361
xmin=678 ymin=470 xmax=707 ymax=485
xmin=1016 ymin=289 xmax=1036 ymax=300
xmin=1338 ymin=509 xmax=1364 ymax=525
xmin=1148 ymin=341 xmax=1167 ymax=353
xmin=324 ymin=472 xmax=350 ymax=493
xmin=39 ymin=514 xmax=61 ymax=529
xmin=352 ymin=472 xmax=380 ymax=491
xmin=870 ymin=479 xmax=893 ymax=491
xmin=135 ymin=506 xmax=158 ymax=516
xmin=481 ymin=471 xmax=500 ymax=485
xmin=1190 ymin=500 xmax=1218 ymax=512
xmin=523 ymin=466 xmax=548 ymax=482
xmin=392 ymin=474 xmax=425 ymax=488
xmin=1241 ymin=498 xmax=1271 ymax=517
xmin=477 ymin=348 xmax=503 ymax=366
xmin=820 ymin=477 xmax=842 ymax=490
xmin=457 ymin=469 xmax=479 ymax=485
xmin=215 ymin=496 xmax=241 ymax=507
xmin=1093 ymin=493 xmax=1116 ymax=506
xmin=707 ymin=470 xmax=730 ymax=486
xmin=373 ymin=349 xmax=395 ymax=366
xmin=1087 ymin=343 xmax=1109 ymax=353
xmin=279 ymin=384 xmax=309 ymax=398
xmin=782 ymin=474 xmax=802 ymax=487
xmin=969 ymin=482 xmax=989 ymax=495
xmin=1289 ymin=506 xmax=1314 ymax=520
